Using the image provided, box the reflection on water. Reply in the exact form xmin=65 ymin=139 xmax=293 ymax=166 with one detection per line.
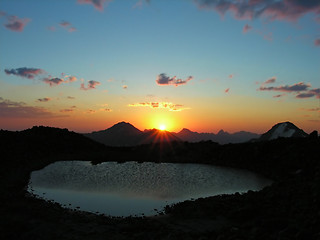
xmin=28 ymin=161 xmax=272 ymax=216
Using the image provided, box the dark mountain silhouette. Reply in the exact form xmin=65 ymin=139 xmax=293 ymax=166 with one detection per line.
xmin=174 ymin=128 xmax=260 ymax=144
xmin=85 ymin=122 xmax=181 ymax=146
xmin=0 ymin=126 xmax=108 ymax=169
xmin=258 ymin=121 xmax=308 ymax=141
xmin=84 ymin=122 xmax=260 ymax=146
xmin=84 ymin=122 xmax=144 ymax=147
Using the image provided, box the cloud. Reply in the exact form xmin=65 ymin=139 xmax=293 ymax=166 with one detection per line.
xmin=67 ymin=96 xmax=75 ymax=99
xmin=243 ymin=23 xmax=252 ymax=33
xmin=225 ymin=88 xmax=230 ymax=93
xmin=77 ymin=0 xmax=112 ymax=11
xmin=259 ymin=82 xmax=311 ymax=92
xmin=37 ymin=97 xmax=51 ymax=102
xmin=60 ymin=109 xmax=74 ymax=113
xmin=59 ymin=21 xmax=77 ymax=32
xmin=0 ymin=98 xmax=60 ymax=118
xmin=261 ymin=76 xmax=277 ymax=86
xmin=228 ymin=74 xmax=234 ymax=78
xmin=258 ymin=78 xmax=319 ymax=99
xmin=43 ymin=77 xmax=64 ymax=86
xmin=86 ymin=109 xmax=96 ymax=114
xmin=80 ymin=80 xmax=101 ymax=90
xmin=64 ymin=75 xmax=77 ymax=83
xmin=47 ymin=26 xmax=56 ymax=31
xmin=297 ymin=88 xmax=320 ymax=99
xmin=122 ymin=85 xmax=128 ymax=89
xmin=133 ymin=0 xmax=150 ymax=9
xmin=273 ymin=94 xmax=286 ymax=98
xmin=4 ymin=15 xmax=30 ymax=32
xmin=194 ymin=0 xmax=320 ymax=22
xmin=296 ymin=92 xmax=316 ymax=99
xmin=315 ymin=39 xmax=320 ymax=46
xmin=60 ymin=21 xmax=71 ymax=27
xmin=5 ymin=67 xmax=45 ymax=79
xmin=128 ymin=102 xmax=189 ymax=112
xmin=156 ymin=73 xmax=193 ymax=86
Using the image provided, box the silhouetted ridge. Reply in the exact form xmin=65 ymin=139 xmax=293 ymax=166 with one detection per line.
xmin=0 ymin=126 xmax=106 ymax=165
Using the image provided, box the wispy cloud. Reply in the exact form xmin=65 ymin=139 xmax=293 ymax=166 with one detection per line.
xmin=80 ymin=80 xmax=101 ymax=90
xmin=128 ymin=102 xmax=189 ymax=111
xmin=77 ymin=0 xmax=112 ymax=11
xmin=258 ymin=77 xmax=319 ymax=99
xmin=156 ymin=73 xmax=193 ymax=86
xmin=122 ymin=85 xmax=128 ymax=89
xmin=37 ymin=97 xmax=51 ymax=102
xmin=2 ymin=13 xmax=30 ymax=32
xmin=5 ymin=67 xmax=45 ymax=79
xmin=315 ymin=39 xmax=320 ymax=46
xmin=273 ymin=94 xmax=286 ymax=98
xmin=225 ymin=88 xmax=230 ymax=93
xmin=59 ymin=21 xmax=77 ymax=32
xmin=194 ymin=0 xmax=320 ymax=22
xmin=259 ymin=82 xmax=310 ymax=92
xmin=0 ymin=97 xmax=60 ymax=118
xmin=60 ymin=108 xmax=74 ymax=113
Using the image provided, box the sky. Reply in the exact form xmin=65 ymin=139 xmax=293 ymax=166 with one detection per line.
xmin=0 ymin=0 xmax=319 ymax=134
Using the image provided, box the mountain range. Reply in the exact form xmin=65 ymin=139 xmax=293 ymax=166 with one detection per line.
xmin=84 ymin=121 xmax=311 ymax=147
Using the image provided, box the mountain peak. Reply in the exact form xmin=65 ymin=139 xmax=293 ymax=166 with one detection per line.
xmin=259 ymin=121 xmax=308 ymax=141
xmin=179 ymin=128 xmax=194 ymax=134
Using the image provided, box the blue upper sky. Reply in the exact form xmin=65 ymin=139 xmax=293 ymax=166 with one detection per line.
xmin=0 ymin=0 xmax=319 ymax=133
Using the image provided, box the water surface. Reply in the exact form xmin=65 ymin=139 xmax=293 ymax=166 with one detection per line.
xmin=28 ymin=161 xmax=271 ymax=216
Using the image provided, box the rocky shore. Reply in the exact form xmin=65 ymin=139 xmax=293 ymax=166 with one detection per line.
xmin=1 ymin=127 xmax=319 ymax=239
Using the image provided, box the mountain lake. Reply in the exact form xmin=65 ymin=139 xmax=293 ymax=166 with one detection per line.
xmin=28 ymin=161 xmax=272 ymax=217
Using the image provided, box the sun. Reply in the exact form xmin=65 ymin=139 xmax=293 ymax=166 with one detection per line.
xmin=159 ymin=124 xmax=166 ymax=131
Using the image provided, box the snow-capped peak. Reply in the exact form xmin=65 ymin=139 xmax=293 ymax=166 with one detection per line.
xmin=259 ymin=122 xmax=308 ymax=141
xmin=270 ymin=122 xmax=296 ymax=140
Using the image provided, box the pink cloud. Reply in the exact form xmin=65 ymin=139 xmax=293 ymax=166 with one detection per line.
xmin=225 ymin=88 xmax=230 ymax=93
xmin=59 ymin=21 xmax=77 ymax=32
xmin=243 ymin=24 xmax=252 ymax=33
xmin=4 ymin=15 xmax=30 ymax=32
xmin=43 ymin=77 xmax=64 ymax=86
xmin=195 ymin=0 xmax=320 ymax=22
xmin=156 ymin=73 xmax=193 ymax=86
xmin=263 ymin=77 xmax=276 ymax=85
xmin=64 ymin=76 xmax=77 ymax=83
xmin=5 ymin=67 xmax=45 ymax=79
xmin=77 ymin=0 xmax=112 ymax=11
xmin=80 ymin=80 xmax=101 ymax=90
xmin=47 ymin=26 xmax=56 ymax=31
xmin=259 ymin=82 xmax=311 ymax=92
xmin=314 ymin=39 xmax=320 ymax=46
xmin=60 ymin=21 xmax=71 ymax=27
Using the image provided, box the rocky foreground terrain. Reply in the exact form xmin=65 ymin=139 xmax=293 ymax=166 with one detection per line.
xmin=0 ymin=126 xmax=319 ymax=239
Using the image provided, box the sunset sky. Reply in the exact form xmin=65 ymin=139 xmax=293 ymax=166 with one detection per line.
xmin=0 ymin=0 xmax=319 ymax=134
